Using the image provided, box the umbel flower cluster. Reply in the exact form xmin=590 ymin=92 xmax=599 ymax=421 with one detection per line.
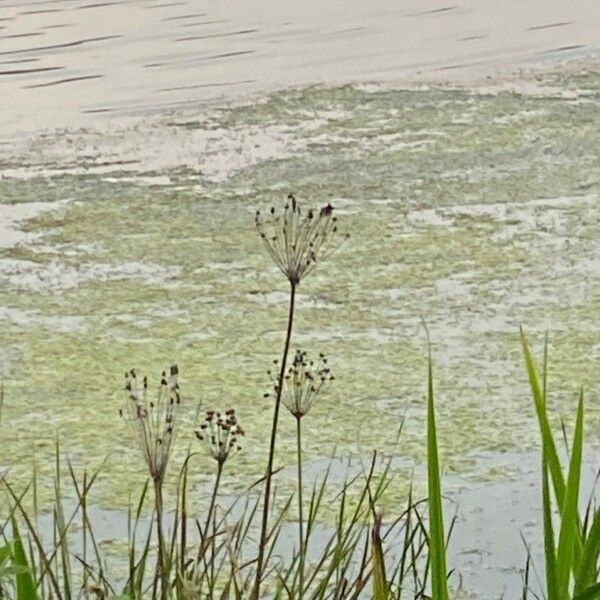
xmin=255 ymin=193 xmax=347 ymax=285
xmin=265 ymin=350 xmax=333 ymax=419
xmin=195 ymin=409 xmax=245 ymax=466
xmin=121 ymin=365 xmax=181 ymax=483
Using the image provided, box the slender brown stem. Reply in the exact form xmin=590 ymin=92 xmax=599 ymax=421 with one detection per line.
xmin=82 ymin=470 xmax=88 ymax=592
xmin=197 ymin=461 xmax=223 ymax=562
xmin=153 ymin=479 xmax=167 ymax=600
xmin=179 ymin=459 xmax=189 ymax=574
xmin=252 ymin=280 xmax=297 ymax=599
xmin=296 ymin=415 xmax=305 ymax=599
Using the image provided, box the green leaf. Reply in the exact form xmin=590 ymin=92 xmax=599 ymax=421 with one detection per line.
xmin=521 ymin=329 xmax=583 ymax=573
xmin=573 ymin=583 xmax=600 ymax=600
xmin=1 ymin=565 xmax=30 ymax=577
xmin=542 ymin=458 xmax=558 ymax=600
xmin=10 ymin=517 xmax=39 ymax=600
xmin=520 ymin=329 xmax=566 ymax=509
xmin=0 ymin=544 xmax=10 ymax=565
xmin=575 ymin=508 xmax=600 ymax=594
xmin=426 ymin=349 xmax=449 ymax=600
xmin=556 ymin=390 xmax=584 ymax=596
xmin=371 ymin=513 xmax=388 ymax=600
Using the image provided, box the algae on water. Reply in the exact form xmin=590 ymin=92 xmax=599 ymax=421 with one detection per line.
xmin=0 ymin=69 xmax=599 ymax=512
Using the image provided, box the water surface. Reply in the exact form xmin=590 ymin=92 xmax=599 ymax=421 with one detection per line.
xmin=1 ymin=3 xmax=600 ymax=597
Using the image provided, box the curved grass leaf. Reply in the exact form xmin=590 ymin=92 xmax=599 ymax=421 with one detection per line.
xmin=10 ymin=516 xmax=39 ymax=600
xmin=556 ymin=390 xmax=584 ymax=595
xmin=426 ymin=349 xmax=449 ymax=600
xmin=542 ymin=458 xmax=558 ymax=600
xmin=575 ymin=508 xmax=600 ymax=594
xmin=573 ymin=582 xmax=600 ymax=600
xmin=520 ymin=329 xmax=566 ymax=509
xmin=371 ymin=513 xmax=387 ymax=600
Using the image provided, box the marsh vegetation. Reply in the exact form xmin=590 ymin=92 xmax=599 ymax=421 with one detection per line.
xmin=1 ymin=197 xmax=598 ymax=599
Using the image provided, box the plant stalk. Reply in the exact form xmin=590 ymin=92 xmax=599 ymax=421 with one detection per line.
xmin=198 ymin=461 xmax=223 ymax=562
xmin=252 ymin=280 xmax=297 ymax=599
xmin=296 ymin=415 xmax=305 ymax=599
xmin=153 ymin=478 xmax=167 ymax=600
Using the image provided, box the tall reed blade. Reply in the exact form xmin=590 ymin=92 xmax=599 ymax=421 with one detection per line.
xmin=575 ymin=508 xmax=600 ymax=594
xmin=425 ymin=344 xmax=449 ymax=600
xmin=520 ymin=329 xmax=567 ymax=511
xmin=371 ymin=513 xmax=388 ymax=600
xmin=10 ymin=516 xmax=39 ymax=600
xmin=542 ymin=457 xmax=559 ymax=600
xmin=555 ymin=389 xmax=584 ymax=596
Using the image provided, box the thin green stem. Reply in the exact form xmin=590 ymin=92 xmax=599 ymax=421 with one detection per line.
xmin=252 ymin=280 xmax=297 ymax=599
xmin=296 ymin=415 xmax=305 ymax=600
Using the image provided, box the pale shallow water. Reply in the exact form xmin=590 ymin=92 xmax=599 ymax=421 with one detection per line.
xmin=1 ymin=3 xmax=600 ymax=597
xmin=2 ymin=0 xmax=600 ymax=136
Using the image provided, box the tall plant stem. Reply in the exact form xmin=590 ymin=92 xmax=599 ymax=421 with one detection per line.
xmin=153 ymin=479 xmax=167 ymax=600
xmin=197 ymin=462 xmax=223 ymax=562
xmin=252 ymin=281 xmax=297 ymax=599
xmin=296 ymin=415 xmax=305 ymax=599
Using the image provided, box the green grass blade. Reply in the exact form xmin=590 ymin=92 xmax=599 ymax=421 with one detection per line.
xmin=10 ymin=516 xmax=39 ymax=600
xmin=541 ymin=458 xmax=558 ymax=600
xmin=426 ymin=347 xmax=449 ymax=600
xmin=556 ymin=389 xmax=584 ymax=596
xmin=520 ymin=329 xmax=567 ymax=509
xmin=371 ymin=513 xmax=388 ymax=600
xmin=575 ymin=507 xmax=600 ymax=594
xmin=573 ymin=583 xmax=600 ymax=600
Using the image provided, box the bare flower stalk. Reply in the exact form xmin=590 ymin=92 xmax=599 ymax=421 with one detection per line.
xmin=280 ymin=350 xmax=333 ymax=598
xmin=295 ymin=415 xmax=304 ymax=597
xmin=121 ymin=365 xmax=181 ymax=600
xmin=194 ymin=409 xmax=244 ymax=560
xmin=252 ymin=195 xmax=344 ymax=599
xmin=252 ymin=280 xmax=296 ymax=599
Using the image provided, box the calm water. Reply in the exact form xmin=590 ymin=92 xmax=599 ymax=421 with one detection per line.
xmin=1 ymin=2 xmax=600 ymax=597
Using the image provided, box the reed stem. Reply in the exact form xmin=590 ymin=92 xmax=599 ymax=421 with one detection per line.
xmin=153 ymin=479 xmax=167 ymax=600
xmin=296 ymin=415 xmax=305 ymax=599
xmin=198 ymin=461 xmax=223 ymax=562
xmin=252 ymin=280 xmax=297 ymax=599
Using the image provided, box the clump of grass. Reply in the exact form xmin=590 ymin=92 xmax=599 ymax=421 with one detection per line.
xmin=521 ymin=329 xmax=600 ymax=600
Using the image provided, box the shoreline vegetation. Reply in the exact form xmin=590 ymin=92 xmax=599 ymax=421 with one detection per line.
xmin=1 ymin=197 xmax=599 ymax=599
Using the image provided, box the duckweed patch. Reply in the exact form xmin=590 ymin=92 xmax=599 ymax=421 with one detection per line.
xmin=0 ymin=68 xmax=599 ymax=514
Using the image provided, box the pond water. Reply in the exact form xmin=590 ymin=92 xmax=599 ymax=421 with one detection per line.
xmin=1 ymin=1 xmax=600 ymax=597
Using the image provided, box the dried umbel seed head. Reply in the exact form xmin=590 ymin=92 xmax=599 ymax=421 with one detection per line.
xmin=255 ymin=194 xmax=348 ymax=285
xmin=195 ymin=408 xmax=245 ymax=466
xmin=120 ymin=365 xmax=181 ymax=483
xmin=265 ymin=350 xmax=333 ymax=419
